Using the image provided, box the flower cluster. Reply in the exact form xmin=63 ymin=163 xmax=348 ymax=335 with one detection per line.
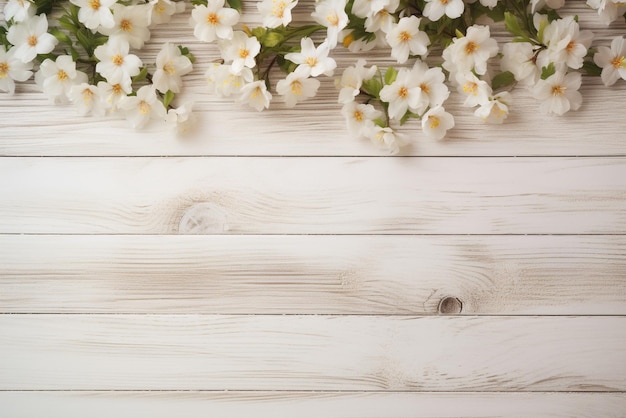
xmin=1 ymin=0 xmax=195 ymax=131
xmin=2 ymin=0 xmax=626 ymax=150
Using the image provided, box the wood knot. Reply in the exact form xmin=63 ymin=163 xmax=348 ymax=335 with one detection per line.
xmin=438 ymin=296 xmax=463 ymax=315
xmin=179 ymin=202 xmax=230 ymax=234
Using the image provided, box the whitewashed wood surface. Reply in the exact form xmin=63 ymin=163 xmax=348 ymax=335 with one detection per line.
xmin=2 ymin=1 xmax=626 ymax=416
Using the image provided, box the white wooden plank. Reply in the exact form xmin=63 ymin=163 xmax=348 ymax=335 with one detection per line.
xmin=0 ymin=6 xmax=624 ymax=157
xmin=1 ymin=315 xmax=624 ymax=391
xmin=1 ymin=235 xmax=625 ymax=315
xmin=1 ymin=391 xmax=625 ymax=418
xmin=1 ymin=157 xmax=625 ymax=234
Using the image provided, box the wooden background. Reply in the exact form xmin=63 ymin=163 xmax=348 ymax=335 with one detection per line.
xmin=1 ymin=2 xmax=626 ymax=416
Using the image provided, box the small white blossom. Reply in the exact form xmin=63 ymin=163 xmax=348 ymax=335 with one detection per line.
xmin=532 ymin=71 xmax=582 ymax=115
xmin=474 ymin=92 xmax=511 ymax=124
xmin=98 ymin=4 xmax=152 ymax=50
xmin=239 ymin=80 xmax=272 ymax=111
xmin=69 ymin=83 xmax=106 ymax=117
xmin=537 ymin=16 xmax=593 ymax=71
xmin=35 ymin=55 xmax=88 ymax=103
xmin=149 ymin=0 xmax=185 ymax=26
xmin=4 ymin=0 xmax=36 ymax=22
xmin=257 ymin=0 xmax=298 ymax=28
xmin=336 ymin=59 xmax=377 ymax=104
xmin=206 ymin=63 xmax=253 ymax=97
xmin=587 ymin=0 xmax=626 ymax=26
xmin=367 ymin=126 xmax=409 ymax=154
xmin=363 ymin=0 xmax=399 ymax=34
xmin=276 ymin=72 xmax=320 ymax=107
xmin=166 ymin=102 xmax=197 ymax=134
xmin=118 ymin=85 xmax=167 ymax=129
xmin=386 ymin=16 xmax=430 ymax=64
xmin=97 ymin=81 xmax=130 ymax=111
xmin=501 ymin=42 xmax=540 ymax=86
xmin=351 ymin=0 xmax=392 ymax=18
xmin=94 ymin=37 xmax=143 ymax=91
xmin=69 ymin=0 xmax=116 ymax=30
xmin=341 ymin=101 xmax=383 ymax=137
xmin=594 ymin=36 xmax=626 ymax=86
xmin=455 ymin=71 xmax=492 ymax=108
xmin=218 ymin=31 xmax=261 ymax=75
xmin=442 ymin=25 xmax=498 ymax=76
xmin=311 ymin=0 xmax=349 ymax=48
xmin=421 ymin=106 xmax=455 ymax=140
xmin=423 ymin=0 xmax=464 ymax=21
xmin=191 ymin=0 xmax=240 ymax=42
xmin=284 ymin=37 xmax=337 ymax=77
xmin=0 ymin=46 xmax=33 ymax=94
xmin=379 ymin=68 xmax=420 ymax=120
xmin=7 ymin=14 xmax=58 ymax=63
xmin=153 ymin=43 xmax=193 ymax=94
xmin=409 ymin=60 xmax=450 ymax=115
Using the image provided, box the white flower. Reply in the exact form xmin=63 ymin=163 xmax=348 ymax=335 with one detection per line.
xmin=341 ymin=101 xmax=383 ymax=137
xmin=336 ymin=59 xmax=377 ymax=104
xmin=386 ymin=16 xmax=430 ymax=64
xmin=532 ymin=71 xmax=582 ymax=116
xmin=284 ymin=38 xmax=337 ymax=77
xmin=311 ymin=0 xmax=349 ymax=48
xmin=363 ymin=0 xmax=399 ymax=34
xmin=367 ymin=126 xmax=409 ymax=154
xmin=474 ymin=92 xmax=511 ymax=124
xmin=530 ymin=0 xmax=564 ymax=13
xmin=7 ymin=14 xmax=58 ymax=63
xmin=153 ymin=43 xmax=193 ymax=94
xmin=442 ymin=25 xmax=498 ymax=76
xmin=190 ymin=0 xmax=240 ymax=42
xmin=421 ymin=106 xmax=455 ymax=140
xmin=587 ymin=0 xmax=626 ymax=26
xmin=69 ymin=83 xmax=106 ymax=117
xmin=94 ymin=37 xmax=143 ymax=91
xmin=166 ymin=102 xmax=197 ymax=134
xmin=538 ymin=16 xmax=593 ymax=71
xmin=98 ymin=4 xmax=151 ymax=49
xmin=150 ymin=0 xmax=185 ymax=26
xmin=238 ymin=80 xmax=272 ymax=111
xmin=35 ymin=55 xmax=88 ymax=103
xmin=276 ymin=72 xmax=320 ymax=107
xmin=501 ymin=42 xmax=540 ymax=86
xmin=118 ymin=85 xmax=167 ymax=129
xmin=257 ymin=0 xmax=298 ymax=28
xmin=423 ymin=0 xmax=464 ymax=21
xmin=69 ymin=0 xmax=116 ymax=30
xmin=379 ymin=68 xmax=420 ymax=120
xmin=351 ymin=0 xmax=392 ymax=18
xmin=0 ymin=46 xmax=33 ymax=94
xmin=455 ymin=71 xmax=492 ymax=108
xmin=97 ymin=81 xmax=130 ymax=111
xmin=594 ymin=36 xmax=626 ymax=86
xmin=206 ymin=63 xmax=253 ymax=97
xmin=4 ymin=0 xmax=36 ymax=22
xmin=218 ymin=31 xmax=261 ymax=75
xmin=408 ymin=60 xmax=449 ymax=115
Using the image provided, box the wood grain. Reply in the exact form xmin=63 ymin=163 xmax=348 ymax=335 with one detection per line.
xmin=1 ymin=391 xmax=625 ymax=418
xmin=1 ymin=156 xmax=625 ymax=234
xmin=1 ymin=315 xmax=624 ymax=391
xmin=1 ymin=234 xmax=625 ymax=315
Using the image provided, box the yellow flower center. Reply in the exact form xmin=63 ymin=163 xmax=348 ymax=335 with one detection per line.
xmin=207 ymin=13 xmax=219 ymax=25
xmin=139 ymin=100 xmax=151 ymax=114
xmin=239 ymin=49 xmax=249 ymax=59
xmin=112 ymin=83 xmax=123 ymax=95
xmin=398 ymin=86 xmax=409 ymax=98
xmin=290 ymin=80 xmax=303 ymax=96
xmin=566 ymin=40 xmax=576 ymax=53
xmin=27 ymin=35 xmax=38 ymax=47
xmin=272 ymin=0 xmax=286 ymax=17
xmin=0 ymin=62 xmax=9 ymax=79
xmin=343 ymin=33 xmax=354 ymax=48
xmin=420 ymin=83 xmax=430 ymax=94
xmin=439 ymin=0 xmax=449 ymax=4
xmin=57 ymin=70 xmax=68 ymax=81
xmin=398 ymin=31 xmax=411 ymax=43
xmin=326 ymin=13 xmax=339 ymax=26
xmin=611 ymin=55 xmax=625 ymax=69
xmin=155 ymin=2 xmax=166 ymax=14
xmin=353 ymin=110 xmax=363 ymax=122
xmin=163 ymin=62 xmax=176 ymax=75
xmin=112 ymin=54 xmax=124 ymax=66
xmin=82 ymin=88 xmax=94 ymax=103
xmin=90 ymin=0 xmax=100 ymax=10
xmin=428 ymin=115 xmax=440 ymax=129
xmin=551 ymin=85 xmax=564 ymax=96
xmin=120 ymin=19 xmax=132 ymax=32
xmin=463 ymin=82 xmax=478 ymax=95
xmin=304 ymin=57 xmax=318 ymax=67
xmin=465 ymin=41 xmax=478 ymax=55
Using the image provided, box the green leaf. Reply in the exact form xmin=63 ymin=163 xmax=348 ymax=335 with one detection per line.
xmin=33 ymin=0 xmax=54 ymax=15
xmin=384 ymin=66 xmax=398 ymax=85
xmin=226 ymin=0 xmax=242 ymax=12
xmin=504 ymin=12 xmax=524 ymax=38
xmin=582 ymin=60 xmax=602 ymax=77
xmin=454 ymin=28 xmax=464 ymax=38
xmin=540 ymin=62 xmax=556 ymax=80
xmin=132 ymin=67 xmax=149 ymax=83
xmin=263 ymin=31 xmax=285 ymax=48
xmin=178 ymin=45 xmax=196 ymax=64
xmin=491 ymin=71 xmax=515 ymax=90
xmin=400 ymin=110 xmax=419 ymax=125
xmin=361 ymin=77 xmax=383 ymax=98
xmin=49 ymin=27 xmax=72 ymax=45
xmin=163 ymin=90 xmax=175 ymax=108
xmin=190 ymin=0 xmax=208 ymax=6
